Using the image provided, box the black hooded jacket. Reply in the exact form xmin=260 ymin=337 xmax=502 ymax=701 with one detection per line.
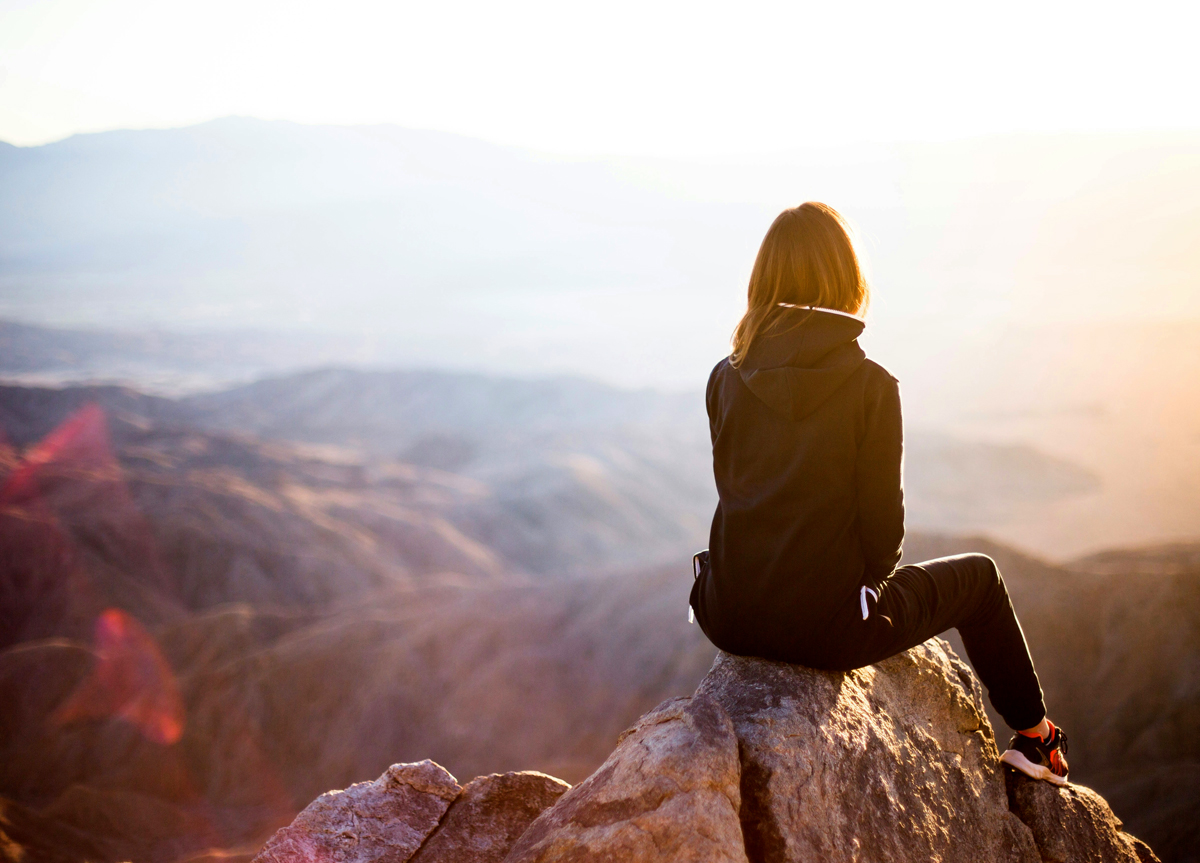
xmin=691 ymin=307 xmax=904 ymax=664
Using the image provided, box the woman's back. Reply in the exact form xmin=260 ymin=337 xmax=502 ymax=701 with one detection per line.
xmin=692 ymin=306 xmax=903 ymax=663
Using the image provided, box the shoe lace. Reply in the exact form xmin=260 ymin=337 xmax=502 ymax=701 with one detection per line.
xmin=1054 ymin=728 xmax=1068 ymax=757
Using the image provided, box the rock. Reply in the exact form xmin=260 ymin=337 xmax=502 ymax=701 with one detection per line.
xmin=1006 ymin=772 xmax=1161 ymax=862
xmin=252 ymin=760 xmax=460 ymax=863
xmin=255 ymin=640 xmax=1163 ymax=863
xmin=697 ymin=641 xmax=1041 ymax=863
xmin=410 ymin=771 xmax=569 ymax=863
xmin=504 ymin=693 xmax=749 ymax=863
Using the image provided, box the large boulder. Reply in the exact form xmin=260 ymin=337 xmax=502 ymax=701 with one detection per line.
xmin=504 ymin=693 xmax=748 ymax=863
xmin=252 ymin=760 xmax=460 ymax=863
xmin=411 ymin=771 xmax=570 ymax=863
xmin=1007 ymin=772 xmax=1159 ymax=863
xmin=251 ymin=763 xmax=570 ymax=863
xmin=696 ymin=642 xmax=1041 ymax=863
xmin=502 ymin=638 xmax=1158 ymax=863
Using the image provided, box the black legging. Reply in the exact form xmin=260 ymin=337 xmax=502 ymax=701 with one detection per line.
xmin=814 ymin=553 xmax=1046 ymax=731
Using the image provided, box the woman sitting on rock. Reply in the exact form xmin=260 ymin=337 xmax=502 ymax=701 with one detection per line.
xmin=688 ymin=202 xmax=1069 ymax=785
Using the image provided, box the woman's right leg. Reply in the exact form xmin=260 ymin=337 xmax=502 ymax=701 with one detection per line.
xmin=867 ymin=553 xmax=1047 ymax=732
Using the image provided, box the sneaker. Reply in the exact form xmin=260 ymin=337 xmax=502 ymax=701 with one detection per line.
xmin=1000 ymin=721 xmax=1069 ymax=785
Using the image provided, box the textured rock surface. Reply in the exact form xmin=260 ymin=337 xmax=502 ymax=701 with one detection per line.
xmin=504 ymin=693 xmax=749 ymax=863
xmin=252 ymin=760 xmax=460 ymax=863
xmin=698 ymin=641 xmax=1041 ymax=863
xmin=410 ymin=771 xmax=569 ymax=863
xmin=1007 ymin=772 xmax=1161 ymax=863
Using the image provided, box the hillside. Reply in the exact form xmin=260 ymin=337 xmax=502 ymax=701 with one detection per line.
xmin=0 ymin=378 xmax=713 ymax=578
xmin=0 ymin=372 xmax=1105 ymax=577
xmin=12 ymin=313 xmax=1200 ymax=561
xmin=4 ymin=120 xmax=1200 ymax=564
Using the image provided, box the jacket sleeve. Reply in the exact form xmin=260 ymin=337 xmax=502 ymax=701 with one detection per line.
xmin=856 ymin=373 xmax=905 ymax=587
xmin=705 ymin=362 xmax=722 ymax=446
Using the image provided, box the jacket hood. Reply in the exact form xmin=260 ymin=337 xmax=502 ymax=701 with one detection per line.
xmin=738 ymin=308 xmax=866 ymax=421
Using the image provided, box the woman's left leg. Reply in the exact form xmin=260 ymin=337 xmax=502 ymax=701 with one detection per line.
xmin=859 ymin=553 xmax=1047 ymax=732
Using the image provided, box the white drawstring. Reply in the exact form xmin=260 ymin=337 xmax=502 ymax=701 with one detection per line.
xmin=860 ymin=585 xmax=879 ymax=620
xmin=689 ymin=552 xmax=704 ymax=624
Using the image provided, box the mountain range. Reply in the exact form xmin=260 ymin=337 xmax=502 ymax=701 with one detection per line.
xmin=0 ymin=374 xmax=1196 ymax=863
xmin=3 ymin=117 xmax=1200 ymax=560
xmin=4 ymin=120 xmax=1200 ymax=388
xmin=0 ymin=365 xmax=1103 ymax=577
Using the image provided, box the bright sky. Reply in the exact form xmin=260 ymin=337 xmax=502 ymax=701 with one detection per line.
xmin=1 ymin=0 xmax=1198 ymax=153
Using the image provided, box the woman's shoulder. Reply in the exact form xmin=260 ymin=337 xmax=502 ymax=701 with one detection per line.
xmin=860 ymin=357 xmax=899 ymax=388
xmin=707 ymin=356 xmax=734 ymax=387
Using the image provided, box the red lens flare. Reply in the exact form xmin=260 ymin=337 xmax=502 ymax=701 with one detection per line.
xmin=3 ymin=403 xmax=120 ymax=503
xmin=1 ymin=401 xmax=174 ymax=647
xmin=53 ymin=607 xmax=185 ymax=745
xmin=3 ymin=401 xmax=299 ymax=854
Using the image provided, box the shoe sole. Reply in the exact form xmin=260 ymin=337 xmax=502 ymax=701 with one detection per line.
xmin=1000 ymin=749 xmax=1069 ymax=786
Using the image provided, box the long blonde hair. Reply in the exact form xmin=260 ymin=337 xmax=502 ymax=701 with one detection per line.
xmin=729 ymin=202 xmax=869 ymax=367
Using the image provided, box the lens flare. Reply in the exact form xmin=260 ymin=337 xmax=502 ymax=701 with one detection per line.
xmin=53 ymin=607 xmax=185 ymax=745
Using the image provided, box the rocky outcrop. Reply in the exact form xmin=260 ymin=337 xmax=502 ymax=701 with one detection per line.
xmin=1007 ymin=773 xmax=1159 ymax=863
xmin=505 ymin=693 xmax=747 ymax=863
xmin=256 ymin=639 xmax=1161 ymax=863
xmin=253 ymin=761 xmax=460 ymax=863
xmin=252 ymin=763 xmax=568 ymax=863
xmin=411 ymin=771 xmax=570 ymax=863
xmin=697 ymin=644 xmax=1040 ymax=863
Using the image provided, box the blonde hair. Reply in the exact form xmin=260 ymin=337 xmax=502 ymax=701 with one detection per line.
xmin=730 ymin=202 xmax=869 ymax=367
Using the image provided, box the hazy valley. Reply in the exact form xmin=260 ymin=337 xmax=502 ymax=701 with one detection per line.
xmin=0 ymin=367 xmax=1197 ymax=863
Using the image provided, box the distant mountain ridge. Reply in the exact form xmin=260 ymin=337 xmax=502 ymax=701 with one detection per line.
xmin=0 ymin=375 xmax=714 ymax=579
xmin=5 ymin=119 xmax=1199 ymax=389
xmin=0 ymin=117 xmax=765 ymax=386
xmin=185 ymin=367 xmax=704 ymax=446
xmin=0 ymin=367 xmax=1106 ymax=576
xmin=0 ymin=319 xmax=373 ymax=393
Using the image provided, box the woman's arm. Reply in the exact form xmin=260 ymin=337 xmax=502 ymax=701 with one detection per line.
xmin=706 ymin=361 xmax=723 ymax=445
xmin=856 ymin=373 xmax=905 ymax=587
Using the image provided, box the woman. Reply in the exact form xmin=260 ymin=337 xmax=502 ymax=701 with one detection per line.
xmin=689 ymin=202 xmax=1069 ymax=785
